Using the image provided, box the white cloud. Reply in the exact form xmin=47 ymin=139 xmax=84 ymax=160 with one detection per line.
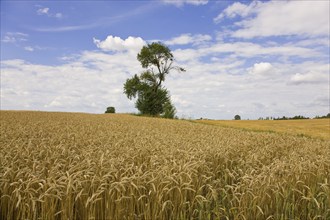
xmin=248 ymin=62 xmax=274 ymax=75
xmin=93 ymin=35 xmax=146 ymax=53
xmin=311 ymin=96 xmax=329 ymax=108
xmin=174 ymin=41 xmax=321 ymax=62
xmin=23 ymin=45 xmax=50 ymax=52
xmin=33 ymin=4 xmax=159 ymax=32
xmin=46 ymin=97 xmax=64 ymax=107
xmin=167 ymin=45 xmax=328 ymax=118
xmin=2 ymin=53 xmax=328 ymax=119
xmin=292 ymin=38 xmax=330 ymax=48
xmin=214 ymin=1 xmax=261 ymax=23
xmin=1 ymin=34 xmax=329 ymax=119
xmin=24 ymin=46 xmax=34 ymax=52
xmin=37 ymin=7 xmax=49 ymax=15
xmin=36 ymin=6 xmax=63 ymax=19
xmin=290 ymin=72 xmax=328 ymax=85
xmin=163 ymin=0 xmax=208 ymax=7
xmin=1 ymin=32 xmax=28 ymax=43
xmin=0 ymin=51 xmax=142 ymax=113
xmin=173 ymin=48 xmax=201 ymax=62
xmin=165 ymin=33 xmax=211 ymax=45
xmin=55 ymin=13 xmax=63 ymax=19
xmin=288 ymin=63 xmax=329 ymax=85
xmin=216 ymin=1 xmax=330 ymax=38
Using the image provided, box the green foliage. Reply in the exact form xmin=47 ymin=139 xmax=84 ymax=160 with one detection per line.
xmin=314 ymin=113 xmax=330 ymax=119
xmin=274 ymin=115 xmax=309 ymax=120
xmin=137 ymin=42 xmax=173 ymax=70
xmin=105 ymin=106 xmax=115 ymax=113
xmin=135 ymin=87 xmax=170 ymax=116
xmin=124 ymin=42 xmax=184 ymax=117
xmin=162 ymin=100 xmax=177 ymax=119
xmin=234 ymin=115 xmax=241 ymax=120
xmin=123 ymin=74 xmax=141 ymax=100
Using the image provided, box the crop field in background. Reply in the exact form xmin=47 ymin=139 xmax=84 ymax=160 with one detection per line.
xmin=196 ymin=119 xmax=330 ymax=140
xmin=1 ymin=111 xmax=329 ymax=220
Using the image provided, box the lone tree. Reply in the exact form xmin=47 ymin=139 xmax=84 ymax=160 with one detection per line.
xmin=123 ymin=42 xmax=185 ymax=117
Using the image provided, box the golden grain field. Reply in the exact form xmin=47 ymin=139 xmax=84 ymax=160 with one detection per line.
xmin=1 ymin=111 xmax=329 ymax=220
xmin=196 ymin=119 xmax=330 ymax=140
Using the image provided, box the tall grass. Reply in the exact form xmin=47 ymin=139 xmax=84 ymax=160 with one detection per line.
xmin=1 ymin=111 xmax=329 ymax=219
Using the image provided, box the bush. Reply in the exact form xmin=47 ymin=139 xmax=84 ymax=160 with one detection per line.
xmin=234 ymin=115 xmax=241 ymax=120
xmin=105 ymin=107 xmax=115 ymax=113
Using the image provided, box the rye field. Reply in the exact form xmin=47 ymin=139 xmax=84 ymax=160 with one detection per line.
xmin=1 ymin=111 xmax=329 ymax=220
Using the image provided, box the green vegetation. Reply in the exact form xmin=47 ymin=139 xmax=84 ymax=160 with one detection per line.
xmin=123 ymin=42 xmax=184 ymax=118
xmin=274 ymin=115 xmax=310 ymax=120
xmin=257 ymin=113 xmax=329 ymax=120
xmin=105 ymin=106 xmax=115 ymax=113
xmin=315 ymin=113 xmax=330 ymax=119
xmin=234 ymin=114 xmax=241 ymax=120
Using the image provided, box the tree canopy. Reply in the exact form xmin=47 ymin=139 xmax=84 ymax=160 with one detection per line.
xmin=105 ymin=106 xmax=115 ymax=113
xmin=123 ymin=42 xmax=184 ymax=117
xmin=234 ymin=115 xmax=241 ymax=120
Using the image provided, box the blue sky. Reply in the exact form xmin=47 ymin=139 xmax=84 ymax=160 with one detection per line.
xmin=1 ymin=0 xmax=329 ymax=119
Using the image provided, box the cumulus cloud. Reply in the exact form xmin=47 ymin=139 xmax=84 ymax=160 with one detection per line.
xmin=163 ymin=0 xmax=208 ymax=7
xmin=214 ymin=1 xmax=261 ymax=23
xmin=0 ymin=51 xmax=142 ymax=113
xmin=215 ymin=1 xmax=330 ymax=38
xmin=1 ymin=34 xmax=328 ymax=119
xmin=172 ymin=48 xmax=201 ymax=62
xmin=93 ymin=35 xmax=146 ymax=53
xmin=290 ymin=72 xmax=328 ymax=85
xmin=288 ymin=63 xmax=329 ymax=85
xmin=248 ymin=62 xmax=274 ymax=76
xmin=165 ymin=33 xmax=211 ymax=46
xmin=1 ymin=52 xmax=328 ymax=119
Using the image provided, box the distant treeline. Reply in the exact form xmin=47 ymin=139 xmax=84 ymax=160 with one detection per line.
xmin=314 ymin=113 xmax=330 ymax=119
xmin=273 ymin=115 xmax=310 ymax=120
xmin=258 ymin=113 xmax=330 ymax=120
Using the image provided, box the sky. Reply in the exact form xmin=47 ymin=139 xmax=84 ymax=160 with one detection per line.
xmin=1 ymin=0 xmax=329 ymax=119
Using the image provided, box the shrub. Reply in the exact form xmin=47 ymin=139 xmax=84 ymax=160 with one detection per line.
xmin=234 ymin=115 xmax=241 ymax=120
xmin=105 ymin=106 xmax=115 ymax=113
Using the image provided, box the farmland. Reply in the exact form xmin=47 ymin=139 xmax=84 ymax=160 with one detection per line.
xmin=1 ymin=111 xmax=329 ymax=219
xmin=195 ymin=118 xmax=330 ymax=140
